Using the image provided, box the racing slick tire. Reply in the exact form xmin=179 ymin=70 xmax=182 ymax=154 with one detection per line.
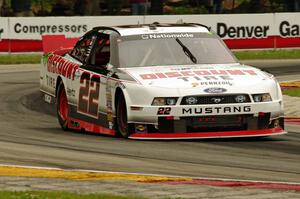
xmin=57 ymin=81 xmax=69 ymax=131
xmin=116 ymin=93 xmax=132 ymax=138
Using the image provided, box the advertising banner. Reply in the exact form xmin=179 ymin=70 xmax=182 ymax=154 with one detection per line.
xmin=0 ymin=17 xmax=9 ymax=52
xmin=8 ymin=16 xmax=144 ymax=40
xmin=2 ymin=16 xmax=144 ymax=52
xmin=0 ymin=13 xmax=299 ymax=52
xmin=274 ymin=13 xmax=300 ymax=48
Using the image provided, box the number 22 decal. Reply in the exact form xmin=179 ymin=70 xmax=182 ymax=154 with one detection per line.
xmin=78 ymin=71 xmax=100 ymax=118
xmin=157 ymin=107 xmax=171 ymax=115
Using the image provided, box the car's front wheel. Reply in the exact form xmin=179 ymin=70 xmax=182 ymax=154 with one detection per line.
xmin=116 ymin=93 xmax=132 ymax=138
xmin=57 ymin=81 xmax=69 ymax=130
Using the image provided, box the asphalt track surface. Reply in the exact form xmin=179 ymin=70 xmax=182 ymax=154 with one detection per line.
xmin=0 ymin=62 xmax=299 ymax=183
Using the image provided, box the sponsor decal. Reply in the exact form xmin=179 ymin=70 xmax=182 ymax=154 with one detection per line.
xmin=191 ymin=82 xmax=199 ymax=87
xmin=47 ymin=54 xmax=80 ymax=80
xmin=204 ymin=87 xmax=227 ymax=94
xmin=135 ymin=124 xmax=147 ymax=133
xmin=198 ymin=81 xmax=233 ymax=86
xmin=182 ymin=106 xmax=251 ymax=115
xmin=178 ymin=78 xmax=234 ymax=85
xmin=279 ymin=21 xmax=300 ymax=37
xmin=106 ymin=79 xmax=114 ymax=129
xmin=44 ymin=94 xmax=53 ymax=104
xmin=235 ymin=95 xmax=247 ymax=103
xmin=13 ymin=23 xmax=87 ymax=35
xmin=211 ymin=97 xmax=224 ymax=103
xmin=106 ymin=73 xmax=114 ymax=123
xmin=139 ymin=69 xmax=257 ymax=80
xmin=141 ymin=33 xmax=194 ymax=40
xmin=177 ymin=76 xmax=233 ymax=83
xmin=45 ymin=75 xmax=55 ymax=89
xmin=67 ymin=88 xmax=76 ymax=97
xmin=185 ymin=96 xmax=198 ymax=105
xmin=216 ymin=23 xmax=270 ymax=39
xmin=170 ymin=67 xmax=194 ymax=71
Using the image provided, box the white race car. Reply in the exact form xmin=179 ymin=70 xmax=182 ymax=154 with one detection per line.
xmin=40 ymin=23 xmax=286 ymax=139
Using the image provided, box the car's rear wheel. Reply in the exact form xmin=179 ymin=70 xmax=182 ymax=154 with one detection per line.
xmin=57 ymin=82 xmax=69 ymax=130
xmin=116 ymin=93 xmax=132 ymax=138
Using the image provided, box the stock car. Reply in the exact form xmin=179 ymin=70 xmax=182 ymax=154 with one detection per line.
xmin=40 ymin=22 xmax=286 ymax=139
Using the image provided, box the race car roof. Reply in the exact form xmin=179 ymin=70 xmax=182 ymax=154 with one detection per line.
xmin=93 ymin=23 xmax=210 ymax=36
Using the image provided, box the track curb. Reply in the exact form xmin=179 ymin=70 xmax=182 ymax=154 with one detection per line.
xmin=281 ymin=80 xmax=300 ymax=123
xmin=1 ymin=165 xmax=300 ymax=191
xmin=280 ymin=80 xmax=300 ymax=88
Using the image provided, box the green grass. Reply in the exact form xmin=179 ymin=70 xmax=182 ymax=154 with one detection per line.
xmin=0 ymin=190 xmax=149 ymax=199
xmin=0 ymin=54 xmax=42 ymax=64
xmin=1 ymin=49 xmax=300 ymax=65
xmin=234 ymin=49 xmax=300 ymax=60
xmin=283 ymin=87 xmax=300 ymax=97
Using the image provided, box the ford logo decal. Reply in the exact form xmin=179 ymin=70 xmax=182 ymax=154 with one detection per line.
xmin=204 ymin=87 xmax=227 ymax=93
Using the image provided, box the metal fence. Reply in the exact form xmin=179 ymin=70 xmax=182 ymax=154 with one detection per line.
xmin=0 ymin=0 xmax=300 ymax=16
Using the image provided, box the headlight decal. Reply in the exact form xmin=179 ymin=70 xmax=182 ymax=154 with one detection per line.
xmin=152 ymin=97 xmax=178 ymax=106
xmin=252 ymin=93 xmax=272 ymax=102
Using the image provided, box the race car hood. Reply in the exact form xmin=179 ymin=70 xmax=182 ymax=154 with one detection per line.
xmin=120 ymin=63 xmax=274 ymax=90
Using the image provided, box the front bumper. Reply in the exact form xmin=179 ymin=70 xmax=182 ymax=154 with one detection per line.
xmin=129 ymin=128 xmax=287 ymax=140
xmin=126 ymin=100 xmax=285 ymax=139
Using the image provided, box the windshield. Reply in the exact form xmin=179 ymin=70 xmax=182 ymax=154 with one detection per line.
xmin=118 ymin=35 xmax=237 ymax=68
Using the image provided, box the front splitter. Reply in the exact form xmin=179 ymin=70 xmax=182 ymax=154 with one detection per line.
xmin=129 ymin=128 xmax=287 ymax=140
